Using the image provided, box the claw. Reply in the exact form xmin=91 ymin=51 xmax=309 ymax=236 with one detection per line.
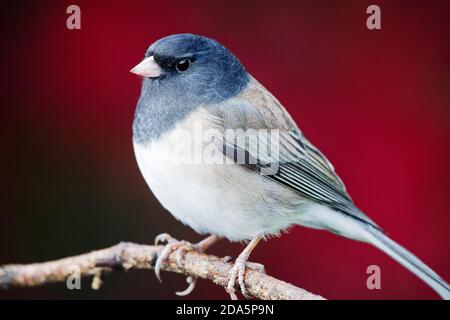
xmin=154 ymin=233 xmax=176 ymax=246
xmin=175 ymin=276 xmax=197 ymax=296
xmin=152 ymin=233 xmax=219 ymax=295
xmin=175 ymin=244 xmax=193 ymax=266
xmin=237 ymin=262 xmax=251 ymax=298
xmin=227 ymin=258 xmax=251 ymax=300
xmin=225 ymin=235 xmax=262 ymax=300
xmin=154 ymin=242 xmax=181 ymax=282
xmin=226 ymin=260 xmax=242 ymax=300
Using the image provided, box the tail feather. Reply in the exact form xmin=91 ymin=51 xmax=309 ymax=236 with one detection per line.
xmin=361 ymin=223 xmax=450 ymax=299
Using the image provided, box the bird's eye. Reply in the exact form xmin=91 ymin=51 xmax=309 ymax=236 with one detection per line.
xmin=175 ymin=59 xmax=191 ymax=72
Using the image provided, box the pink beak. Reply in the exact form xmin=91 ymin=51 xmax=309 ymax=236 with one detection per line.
xmin=130 ymin=56 xmax=163 ymax=78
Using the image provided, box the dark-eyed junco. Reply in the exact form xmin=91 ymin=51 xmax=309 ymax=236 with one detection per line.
xmin=130 ymin=34 xmax=450 ymax=299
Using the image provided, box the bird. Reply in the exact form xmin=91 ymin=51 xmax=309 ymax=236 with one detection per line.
xmin=130 ymin=33 xmax=450 ymax=300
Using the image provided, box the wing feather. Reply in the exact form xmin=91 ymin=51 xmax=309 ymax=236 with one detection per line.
xmin=208 ymin=77 xmax=380 ymax=229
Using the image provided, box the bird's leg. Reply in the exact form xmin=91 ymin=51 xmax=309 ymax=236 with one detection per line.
xmin=226 ymin=235 xmax=262 ymax=300
xmin=195 ymin=234 xmax=220 ymax=252
xmin=153 ymin=233 xmax=219 ymax=296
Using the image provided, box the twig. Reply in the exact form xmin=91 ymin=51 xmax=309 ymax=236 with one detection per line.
xmin=0 ymin=242 xmax=325 ymax=300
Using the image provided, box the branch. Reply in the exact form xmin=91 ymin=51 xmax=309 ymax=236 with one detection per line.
xmin=0 ymin=242 xmax=325 ymax=300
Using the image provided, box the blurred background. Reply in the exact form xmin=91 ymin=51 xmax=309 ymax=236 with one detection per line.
xmin=0 ymin=0 xmax=449 ymax=299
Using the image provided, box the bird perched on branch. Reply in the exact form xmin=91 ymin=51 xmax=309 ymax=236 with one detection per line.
xmin=130 ymin=33 xmax=450 ymax=299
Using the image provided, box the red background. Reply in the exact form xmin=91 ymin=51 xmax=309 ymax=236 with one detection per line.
xmin=0 ymin=0 xmax=449 ymax=299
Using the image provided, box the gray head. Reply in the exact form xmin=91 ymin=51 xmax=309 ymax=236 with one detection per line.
xmin=131 ymin=34 xmax=250 ymax=143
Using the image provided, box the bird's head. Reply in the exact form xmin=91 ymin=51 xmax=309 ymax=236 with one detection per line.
xmin=131 ymin=34 xmax=249 ymax=105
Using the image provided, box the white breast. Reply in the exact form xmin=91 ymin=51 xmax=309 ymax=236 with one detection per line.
xmin=133 ymin=109 xmax=302 ymax=241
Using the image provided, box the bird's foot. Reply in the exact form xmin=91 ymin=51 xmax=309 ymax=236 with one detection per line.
xmin=153 ymin=233 xmax=190 ymax=282
xmin=226 ymin=257 xmax=265 ymax=300
xmin=153 ymin=233 xmax=218 ymax=296
xmin=225 ymin=236 xmax=263 ymax=300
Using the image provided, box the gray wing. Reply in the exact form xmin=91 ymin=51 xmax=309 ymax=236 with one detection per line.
xmin=208 ymin=77 xmax=380 ymax=229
